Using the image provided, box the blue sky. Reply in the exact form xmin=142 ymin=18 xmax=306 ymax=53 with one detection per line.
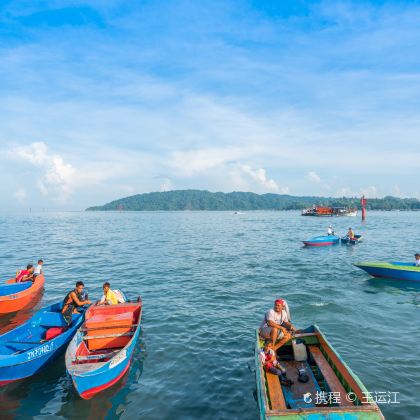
xmin=1 ymin=0 xmax=419 ymax=210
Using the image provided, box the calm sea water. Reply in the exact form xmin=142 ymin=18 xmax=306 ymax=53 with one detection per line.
xmin=0 ymin=211 xmax=419 ymax=419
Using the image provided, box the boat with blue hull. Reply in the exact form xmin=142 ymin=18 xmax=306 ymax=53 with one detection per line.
xmin=303 ymin=235 xmax=340 ymax=247
xmin=341 ymin=234 xmax=363 ymax=245
xmin=355 ymin=261 xmax=420 ymax=282
xmin=0 ymin=302 xmax=85 ymax=386
xmin=66 ymin=298 xmax=142 ymax=399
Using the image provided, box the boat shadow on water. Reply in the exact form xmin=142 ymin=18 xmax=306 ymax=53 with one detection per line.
xmin=363 ymin=278 xmax=420 ymax=307
xmin=0 ymin=335 xmax=146 ymax=418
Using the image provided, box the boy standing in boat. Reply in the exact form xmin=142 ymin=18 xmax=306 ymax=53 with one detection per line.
xmin=259 ymin=299 xmax=295 ymax=346
xmin=34 ymin=259 xmax=43 ymax=277
xmin=415 ymin=254 xmax=420 ymax=267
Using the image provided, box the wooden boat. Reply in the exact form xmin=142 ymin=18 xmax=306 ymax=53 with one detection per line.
xmin=355 ymin=261 xmax=420 ymax=282
xmin=303 ymin=235 xmax=340 ymax=246
xmin=0 ymin=301 xmax=85 ymax=386
xmin=255 ymin=325 xmax=384 ymax=419
xmin=341 ymin=234 xmax=363 ymax=245
xmin=0 ymin=274 xmax=45 ymax=314
xmin=65 ymin=298 xmax=142 ymax=399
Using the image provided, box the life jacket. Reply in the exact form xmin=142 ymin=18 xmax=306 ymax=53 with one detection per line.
xmin=16 ymin=269 xmax=30 ymax=282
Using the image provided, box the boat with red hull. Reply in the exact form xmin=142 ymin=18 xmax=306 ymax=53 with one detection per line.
xmin=303 ymin=235 xmax=340 ymax=247
xmin=0 ymin=274 xmax=45 ymax=315
xmin=65 ymin=298 xmax=142 ymax=399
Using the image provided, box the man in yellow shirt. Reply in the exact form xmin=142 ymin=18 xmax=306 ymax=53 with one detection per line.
xmin=98 ymin=282 xmax=119 ymax=305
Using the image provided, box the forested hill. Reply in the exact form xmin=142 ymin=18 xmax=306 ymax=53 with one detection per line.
xmin=86 ymin=190 xmax=420 ymax=211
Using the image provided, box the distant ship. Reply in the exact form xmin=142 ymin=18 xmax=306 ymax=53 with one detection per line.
xmin=301 ymin=206 xmax=358 ymax=217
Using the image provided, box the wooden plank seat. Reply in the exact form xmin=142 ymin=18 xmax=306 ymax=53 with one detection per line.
xmin=84 ymin=312 xmax=134 ymax=351
xmin=308 ymin=345 xmax=353 ymax=407
xmin=83 ymin=332 xmax=134 ymax=340
xmin=265 ymin=371 xmax=287 ymax=410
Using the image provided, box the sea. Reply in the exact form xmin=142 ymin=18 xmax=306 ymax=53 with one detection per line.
xmin=0 ymin=210 xmax=419 ymax=420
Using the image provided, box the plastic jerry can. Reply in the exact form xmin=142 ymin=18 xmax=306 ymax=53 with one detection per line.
xmin=292 ymin=339 xmax=308 ymax=361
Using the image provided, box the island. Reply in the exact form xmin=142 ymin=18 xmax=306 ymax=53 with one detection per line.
xmin=86 ymin=190 xmax=420 ymax=211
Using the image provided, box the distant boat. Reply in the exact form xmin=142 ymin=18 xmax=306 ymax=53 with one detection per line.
xmin=341 ymin=234 xmax=363 ymax=245
xmin=255 ymin=325 xmax=384 ymax=419
xmin=0 ymin=274 xmax=45 ymax=314
xmin=0 ymin=301 xmax=85 ymax=386
xmin=303 ymin=235 xmax=340 ymax=246
xmin=66 ymin=298 xmax=142 ymax=399
xmin=355 ymin=261 xmax=420 ymax=282
xmin=234 ymin=211 xmax=245 ymax=215
xmin=302 ymin=206 xmax=358 ymax=217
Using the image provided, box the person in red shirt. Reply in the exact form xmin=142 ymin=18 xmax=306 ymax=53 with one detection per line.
xmin=259 ymin=341 xmax=293 ymax=386
xmin=15 ymin=264 xmax=35 ymax=282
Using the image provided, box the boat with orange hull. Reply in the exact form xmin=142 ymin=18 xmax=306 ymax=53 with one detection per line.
xmin=0 ymin=274 xmax=45 ymax=315
xmin=65 ymin=297 xmax=142 ymax=399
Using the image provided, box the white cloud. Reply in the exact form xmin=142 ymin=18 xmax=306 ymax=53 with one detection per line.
xmin=337 ymin=187 xmax=355 ymax=197
xmin=307 ymin=171 xmax=321 ymax=183
xmin=160 ymin=178 xmax=173 ymax=192
xmin=170 ymin=147 xmax=249 ymax=176
xmin=10 ymin=142 xmax=76 ymax=203
xmin=391 ymin=184 xmax=403 ymax=197
xmin=237 ymin=164 xmax=279 ymax=192
xmin=13 ymin=188 xmax=26 ymax=203
xmin=360 ymin=185 xmax=379 ymax=198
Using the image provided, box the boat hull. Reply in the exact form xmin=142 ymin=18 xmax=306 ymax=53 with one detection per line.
xmin=66 ymin=299 xmax=142 ymax=399
xmin=341 ymin=235 xmax=363 ymax=245
xmin=303 ymin=236 xmax=340 ymax=246
xmin=0 ymin=302 xmax=85 ymax=385
xmin=0 ymin=274 xmax=45 ymax=314
xmin=355 ymin=262 xmax=420 ymax=282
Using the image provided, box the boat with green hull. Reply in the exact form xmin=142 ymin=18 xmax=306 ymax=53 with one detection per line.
xmin=355 ymin=261 xmax=420 ymax=282
xmin=255 ymin=325 xmax=383 ymax=419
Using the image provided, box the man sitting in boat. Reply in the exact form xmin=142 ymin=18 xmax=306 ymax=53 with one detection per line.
xmin=415 ymin=254 xmax=420 ymax=267
xmin=259 ymin=299 xmax=296 ymax=346
xmin=15 ymin=264 xmax=35 ymax=282
xmin=259 ymin=340 xmax=293 ymax=386
xmin=98 ymin=282 xmax=119 ymax=305
xmin=346 ymin=227 xmax=355 ymax=240
xmin=62 ymin=281 xmax=91 ymax=325
xmin=327 ymin=225 xmax=334 ymax=235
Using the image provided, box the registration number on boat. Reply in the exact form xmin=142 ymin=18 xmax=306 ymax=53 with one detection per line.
xmin=110 ymin=349 xmax=126 ymax=368
xmin=27 ymin=342 xmax=54 ymax=360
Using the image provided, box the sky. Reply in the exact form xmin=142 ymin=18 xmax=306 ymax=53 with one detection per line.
xmin=1 ymin=0 xmax=419 ymax=210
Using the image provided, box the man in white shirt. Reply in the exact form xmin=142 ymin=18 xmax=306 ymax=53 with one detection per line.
xmin=327 ymin=225 xmax=334 ymax=235
xmin=259 ymin=299 xmax=296 ymax=346
xmin=415 ymin=254 xmax=420 ymax=267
